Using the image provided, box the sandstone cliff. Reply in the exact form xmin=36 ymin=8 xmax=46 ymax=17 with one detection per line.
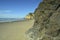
xmin=26 ymin=0 xmax=60 ymax=40
xmin=25 ymin=13 xmax=34 ymax=19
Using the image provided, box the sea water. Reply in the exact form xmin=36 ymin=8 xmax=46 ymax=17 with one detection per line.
xmin=0 ymin=18 xmax=25 ymax=22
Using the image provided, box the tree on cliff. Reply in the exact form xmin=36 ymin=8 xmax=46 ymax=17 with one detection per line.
xmin=29 ymin=13 xmax=34 ymax=16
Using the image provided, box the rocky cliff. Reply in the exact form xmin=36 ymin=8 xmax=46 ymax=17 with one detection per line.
xmin=26 ymin=0 xmax=60 ymax=40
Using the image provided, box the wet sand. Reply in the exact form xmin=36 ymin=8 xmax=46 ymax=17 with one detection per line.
xmin=0 ymin=19 xmax=34 ymax=40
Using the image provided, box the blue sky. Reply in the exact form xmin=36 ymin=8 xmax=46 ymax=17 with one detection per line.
xmin=0 ymin=0 xmax=42 ymax=18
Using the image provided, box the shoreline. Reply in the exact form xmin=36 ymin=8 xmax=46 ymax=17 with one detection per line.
xmin=0 ymin=19 xmax=34 ymax=40
xmin=0 ymin=19 xmax=34 ymax=24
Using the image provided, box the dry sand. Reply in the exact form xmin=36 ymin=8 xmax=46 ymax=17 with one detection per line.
xmin=0 ymin=19 xmax=34 ymax=40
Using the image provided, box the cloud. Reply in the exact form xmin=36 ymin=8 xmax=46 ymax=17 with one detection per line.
xmin=0 ymin=10 xmax=12 ymax=13
xmin=0 ymin=13 xmax=21 ymax=18
xmin=4 ymin=10 xmax=12 ymax=12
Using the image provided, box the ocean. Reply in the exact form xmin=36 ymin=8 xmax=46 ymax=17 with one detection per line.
xmin=0 ymin=18 xmax=25 ymax=22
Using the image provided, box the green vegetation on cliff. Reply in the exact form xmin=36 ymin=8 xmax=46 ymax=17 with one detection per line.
xmin=26 ymin=0 xmax=60 ymax=40
xmin=25 ymin=13 xmax=34 ymax=19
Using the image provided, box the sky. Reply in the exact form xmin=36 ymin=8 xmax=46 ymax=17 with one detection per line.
xmin=0 ymin=0 xmax=42 ymax=18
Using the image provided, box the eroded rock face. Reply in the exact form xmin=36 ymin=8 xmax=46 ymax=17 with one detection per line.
xmin=26 ymin=0 xmax=60 ymax=40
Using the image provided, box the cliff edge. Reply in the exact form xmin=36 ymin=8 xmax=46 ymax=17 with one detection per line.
xmin=26 ymin=0 xmax=60 ymax=40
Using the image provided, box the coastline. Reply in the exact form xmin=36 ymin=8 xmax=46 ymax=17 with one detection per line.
xmin=0 ymin=19 xmax=34 ymax=23
xmin=0 ymin=19 xmax=34 ymax=40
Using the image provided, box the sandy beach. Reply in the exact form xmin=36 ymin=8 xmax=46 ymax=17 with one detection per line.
xmin=0 ymin=19 xmax=34 ymax=40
